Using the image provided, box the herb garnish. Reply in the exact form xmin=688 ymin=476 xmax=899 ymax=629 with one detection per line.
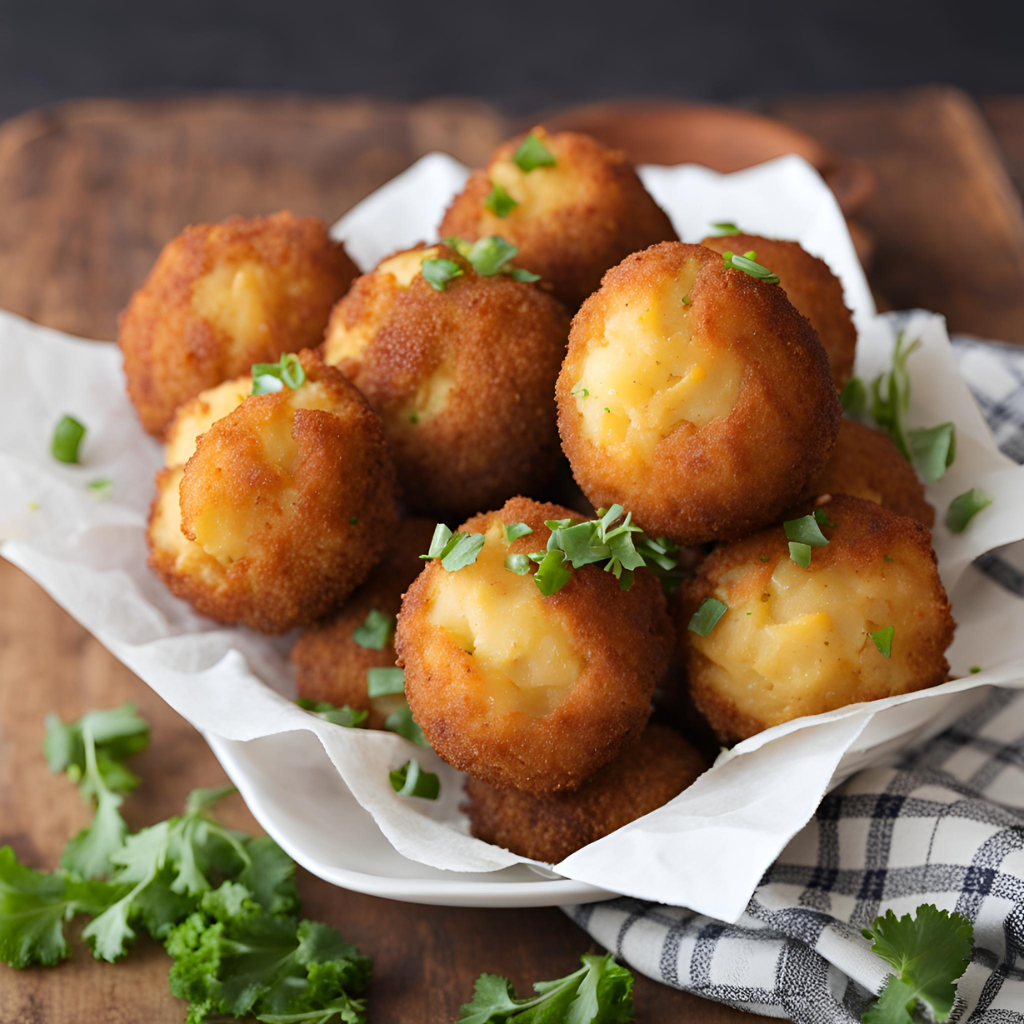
xmin=366 ymin=667 xmax=405 ymax=698
xmin=688 ymin=597 xmax=728 ymax=637
xmin=421 ymin=257 xmax=464 ymax=292
xmin=389 ymin=759 xmax=440 ymax=800
xmin=840 ymin=377 xmax=867 ymax=415
xmin=252 ymin=353 xmax=305 ymax=395
xmin=483 ymin=181 xmax=518 ymax=218
xmin=784 ymin=514 xmax=830 ymax=568
xmin=907 ymin=422 xmax=956 ymax=484
xmin=721 ymin=250 xmax=780 ymax=284
xmin=87 ymin=478 xmax=113 ymax=501
xmin=52 ymin=415 xmax=86 ymax=464
xmin=945 ymin=487 xmax=993 ymax=533
xmin=444 ymin=236 xmax=541 ymax=282
xmin=868 ymin=625 xmax=894 ymax=658
xmin=352 ymin=609 xmax=396 ymax=651
xmin=710 ymin=221 xmax=742 ymax=235
xmin=295 ymin=698 xmax=368 ymax=729
xmin=512 ymin=132 xmax=557 ymax=172
xmin=503 ymin=522 xmax=533 ymax=543
xmin=422 ymin=525 xmax=486 ymax=572
xmin=382 ymin=704 xmax=429 ymax=747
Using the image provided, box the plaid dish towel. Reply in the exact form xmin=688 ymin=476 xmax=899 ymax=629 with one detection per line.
xmin=566 ymin=335 xmax=1024 ymax=1023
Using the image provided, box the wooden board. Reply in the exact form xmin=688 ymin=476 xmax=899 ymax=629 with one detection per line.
xmin=0 ymin=87 xmax=1022 ymax=1023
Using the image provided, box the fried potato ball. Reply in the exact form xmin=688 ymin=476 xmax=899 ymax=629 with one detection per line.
xmin=556 ymin=242 xmax=841 ymax=545
xmin=701 ymin=233 xmax=856 ymax=390
xmin=120 ymin=212 xmax=358 ymax=437
xmin=147 ymin=350 xmax=398 ymax=633
xmin=795 ymin=419 xmax=935 ymax=527
xmin=678 ymin=495 xmax=954 ymax=744
xmin=462 ymin=724 xmax=706 ymax=862
xmin=291 ymin=518 xmax=436 ymax=727
xmin=439 ymin=127 xmax=677 ymax=309
xmin=396 ymin=497 xmax=672 ymax=793
xmin=321 ymin=242 xmax=570 ymax=518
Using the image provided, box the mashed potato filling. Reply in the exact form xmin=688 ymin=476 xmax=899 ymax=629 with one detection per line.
xmin=572 ymin=265 xmax=742 ymax=459
xmin=165 ymin=377 xmax=251 ymax=467
xmin=398 ymin=360 xmax=456 ymax=427
xmin=191 ymin=261 xmax=272 ymax=353
xmin=425 ymin=524 xmax=581 ymax=716
xmin=150 ymin=467 xmax=225 ymax=587
xmin=694 ymin=558 xmax=901 ymax=727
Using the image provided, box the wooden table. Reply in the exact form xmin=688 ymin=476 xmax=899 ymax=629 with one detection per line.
xmin=1 ymin=86 xmax=1023 ymax=1023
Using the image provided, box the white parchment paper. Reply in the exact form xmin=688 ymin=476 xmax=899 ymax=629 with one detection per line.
xmin=2 ymin=154 xmax=1023 ymax=922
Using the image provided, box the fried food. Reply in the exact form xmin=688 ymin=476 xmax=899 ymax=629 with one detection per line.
xmin=396 ymin=497 xmax=672 ymax=792
xmin=120 ymin=212 xmax=358 ymax=437
xmin=701 ymin=233 xmax=856 ymax=390
xmin=147 ymin=350 xmax=397 ymax=633
xmin=678 ymin=495 xmax=954 ymax=744
xmin=439 ymin=127 xmax=677 ymax=309
xmin=796 ymin=419 xmax=935 ymax=527
xmin=556 ymin=242 xmax=841 ymax=545
xmin=462 ymin=724 xmax=706 ymax=862
xmin=291 ymin=518 xmax=436 ymax=727
xmin=321 ymin=242 xmax=569 ymax=518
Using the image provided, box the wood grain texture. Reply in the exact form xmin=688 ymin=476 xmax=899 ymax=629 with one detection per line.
xmin=0 ymin=95 xmax=766 ymax=1023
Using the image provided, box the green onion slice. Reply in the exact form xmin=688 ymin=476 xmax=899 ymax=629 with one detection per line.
xmin=689 ymin=597 xmax=728 ymax=636
xmin=789 ymin=542 xmax=812 ymax=568
xmin=784 ymin=515 xmax=830 ymax=547
xmin=722 ymin=250 xmax=780 ymax=284
xmin=945 ymin=487 xmax=993 ymax=533
xmin=512 ymin=133 xmax=556 ymax=172
xmin=483 ymin=181 xmax=518 ymax=218
xmin=367 ymin=666 xmax=405 ymax=698
xmin=52 ymin=415 xmax=86 ymax=463
xmin=421 ymin=257 xmax=464 ymax=291
xmin=252 ymin=353 xmax=305 ymax=395
xmin=352 ymin=609 xmax=396 ymax=651
xmin=503 ymin=522 xmax=533 ymax=543
xmin=389 ymin=758 xmax=440 ymax=799
xmin=869 ymin=625 xmax=894 ymax=658
xmin=711 ymin=221 xmax=742 ymax=235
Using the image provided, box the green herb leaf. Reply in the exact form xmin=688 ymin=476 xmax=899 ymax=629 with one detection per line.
xmin=840 ymin=377 xmax=867 ymax=415
xmin=503 ymin=522 xmax=533 ymax=543
xmin=483 ymin=182 xmax=518 ymax=218
xmin=366 ymin=667 xmax=405 ymax=698
xmin=509 ymin=267 xmax=542 ymax=282
xmin=721 ymin=250 xmax=780 ymax=285
xmin=813 ymin=507 xmax=836 ymax=528
xmin=422 ymin=523 xmax=453 ymax=558
xmin=421 ymin=258 xmax=464 ymax=291
xmin=869 ymin=625 xmax=894 ymax=658
xmin=52 ymin=415 xmax=86 ymax=463
xmin=504 ymin=554 xmax=531 ymax=575
xmin=466 ymin=235 xmax=518 ymax=274
xmin=681 ymin=295 xmax=692 ymax=305
xmin=295 ymin=699 xmax=369 ymax=729
xmin=382 ymin=704 xmax=429 ymax=748
xmin=789 ymin=542 xmax=812 ymax=568
xmin=907 ymin=422 xmax=956 ymax=483
xmin=388 ymin=759 xmax=440 ymax=800
xmin=512 ymin=133 xmax=557 ymax=172
xmin=870 ymin=331 xmax=920 ymax=459
xmin=441 ymin=533 xmax=486 ymax=572
xmin=252 ymin=354 xmax=305 ymax=395
xmin=534 ymin=549 xmax=573 ymax=596
xmin=710 ymin=221 xmax=742 ymax=235
xmin=688 ymin=598 xmax=728 ymax=637
xmin=87 ymin=477 xmax=114 ymax=500
xmin=784 ymin=515 xmax=830 ymax=547
xmin=456 ymin=951 xmax=634 ymax=1024
xmin=860 ymin=904 xmax=973 ymax=1023
xmin=945 ymin=487 xmax=994 ymax=533
xmin=352 ymin=610 xmax=395 ymax=651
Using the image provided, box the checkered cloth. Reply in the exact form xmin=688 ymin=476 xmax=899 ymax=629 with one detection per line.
xmin=566 ymin=335 xmax=1024 ymax=1023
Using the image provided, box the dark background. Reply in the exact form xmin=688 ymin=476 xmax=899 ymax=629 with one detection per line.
xmin=0 ymin=0 xmax=1020 ymax=122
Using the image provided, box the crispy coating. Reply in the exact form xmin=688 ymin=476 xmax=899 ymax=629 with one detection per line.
xmin=556 ymin=242 xmax=841 ymax=545
xmin=321 ymin=242 xmax=569 ymax=518
xmin=147 ymin=351 xmax=398 ymax=633
xmin=678 ymin=495 xmax=954 ymax=744
xmin=439 ymin=127 xmax=677 ymax=309
xmin=396 ymin=497 xmax=672 ymax=792
xmin=701 ymin=233 xmax=857 ymax=390
xmin=291 ymin=518 xmax=436 ymax=727
xmin=120 ymin=212 xmax=358 ymax=437
xmin=793 ymin=419 xmax=935 ymax=527
xmin=462 ymin=724 xmax=706 ymax=862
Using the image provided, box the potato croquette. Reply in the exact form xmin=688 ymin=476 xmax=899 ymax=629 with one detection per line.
xmin=701 ymin=233 xmax=856 ymax=390
xmin=678 ymin=495 xmax=954 ymax=744
xmin=321 ymin=242 xmax=570 ymax=518
xmin=291 ymin=518 xmax=436 ymax=727
xmin=439 ymin=127 xmax=677 ymax=309
xmin=462 ymin=724 xmax=706 ymax=862
xmin=120 ymin=212 xmax=358 ymax=437
xmin=796 ymin=419 xmax=935 ymax=527
xmin=396 ymin=497 xmax=672 ymax=793
xmin=147 ymin=350 xmax=398 ymax=633
xmin=556 ymin=242 xmax=841 ymax=545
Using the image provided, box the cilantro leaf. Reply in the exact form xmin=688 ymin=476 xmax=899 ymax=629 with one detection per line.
xmin=456 ymin=952 xmax=634 ymax=1023
xmin=861 ymin=904 xmax=973 ymax=1023
xmin=352 ymin=609 xmax=395 ymax=651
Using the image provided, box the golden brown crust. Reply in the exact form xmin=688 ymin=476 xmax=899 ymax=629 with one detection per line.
xmin=439 ymin=128 xmax=677 ymax=309
xmin=291 ymin=518 xmax=436 ymax=727
xmin=462 ymin=724 xmax=706 ymax=862
xmin=701 ymin=234 xmax=857 ymax=390
xmin=396 ymin=497 xmax=672 ymax=792
xmin=147 ymin=351 xmax=398 ymax=633
xmin=792 ymin=419 xmax=935 ymax=527
xmin=120 ymin=212 xmax=358 ymax=436
xmin=321 ymin=242 xmax=570 ymax=518
xmin=677 ymin=495 xmax=955 ymax=743
xmin=556 ymin=242 xmax=842 ymax=544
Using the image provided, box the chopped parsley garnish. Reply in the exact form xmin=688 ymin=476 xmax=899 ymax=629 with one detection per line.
xmin=969 ymin=666 xmax=981 ymax=674
xmin=52 ymin=415 xmax=86 ymax=463
xmin=366 ymin=667 xmax=405 ymax=698
xmin=87 ymin=478 xmax=113 ymax=501
xmin=295 ymin=698 xmax=368 ymax=728
xmin=457 ymin=951 xmax=634 ymax=1023
xmin=352 ymin=609 xmax=395 ymax=651
xmin=483 ymin=181 xmax=518 ymax=218
xmin=785 ymin=514 xmax=830 ymax=547
xmin=512 ymin=132 xmax=557 ymax=172
xmin=503 ymin=522 xmax=533 ymax=543
xmin=252 ymin=353 xmax=305 ymax=395
xmin=534 ymin=549 xmax=573 ymax=596
xmin=504 ymin=553 xmax=531 ymax=575
xmin=382 ymin=704 xmax=429 ymax=747
xmin=681 ymin=294 xmax=692 ymax=305
xmin=860 ymin=903 xmax=973 ymax=1024
xmin=421 ymin=257 xmax=464 ymax=291
xmin=789 ymin=542 xmax=812 ymax=568
xmin=688 ymin=598 xmax=728 ymax=637
xmin=813 ymin=507 xmax=836 ymax=528
xmin=869 ymin=625 xmax=894 ymax=658
xmin=389 ymin=759 xmax=440 ymax=800
xmin=907 ymin=422 xmax=956 ymax=483
xmin=710 ymin=221 xmax=742 ymax=235
xmin=945 ymin=487 xmax=993 ymax=533
xmin=840 ymin=376 xmax=867 ymax=415
xmin=444 ymin=235 xmax=541 ymax=282
xmin=721 ymin=250 xmax=780 ymax=284
xmin=421 ymin=524 xmax=486 ymax=571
